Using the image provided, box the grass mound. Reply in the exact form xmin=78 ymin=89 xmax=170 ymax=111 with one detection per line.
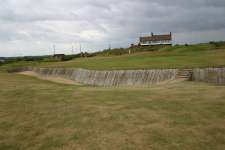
xmin=1 ymin=42 xmax=225 ymax=71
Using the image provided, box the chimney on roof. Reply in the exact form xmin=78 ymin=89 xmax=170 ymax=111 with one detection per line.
xmin=170 ymin=32 xmax=172 ymax=36
xmin=151 ymin=32 xmax=154 ymax=36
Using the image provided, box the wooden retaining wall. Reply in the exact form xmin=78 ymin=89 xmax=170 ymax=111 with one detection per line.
xmin=192 ymin=68 xmax=225 ymax=85
xmin=10 ymin=67 xmax=225 ymax=86
xmin=31 ymin=68 xmax=178 ymax=87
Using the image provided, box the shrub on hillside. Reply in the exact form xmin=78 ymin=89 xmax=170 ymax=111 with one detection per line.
xmin=209 ymin=41 xmax=225 ymax=48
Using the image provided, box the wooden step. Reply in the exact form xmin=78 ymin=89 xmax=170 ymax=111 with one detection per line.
xmin=176 ymin=69 xmax=193 ymax=80
xmin=177 ymin=76 xmax=190 ymax=78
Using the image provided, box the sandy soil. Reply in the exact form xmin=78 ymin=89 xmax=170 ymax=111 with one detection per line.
xmin=18 ymin=71 xmax=80 ymax=85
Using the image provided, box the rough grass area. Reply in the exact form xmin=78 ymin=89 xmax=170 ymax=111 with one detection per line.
xmin=1 ymin=43 xmax=225 ymax=71
xmin=44 ymin=49 xmax=225 ymax=70
xmin=0 ymin=72 xmax=225 ymax=150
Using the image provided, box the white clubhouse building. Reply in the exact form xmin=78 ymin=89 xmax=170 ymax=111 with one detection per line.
xmin=139 ymin=32 xmax=172 ymax=46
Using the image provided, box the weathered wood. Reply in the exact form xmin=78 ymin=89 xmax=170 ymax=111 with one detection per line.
xmin=11 ymin=67 xmax=225 ymax=86
xmin=29 ymin=68 xmax=178 ymax=87
xmin=192 ymin=68 xmax=225 ymax=85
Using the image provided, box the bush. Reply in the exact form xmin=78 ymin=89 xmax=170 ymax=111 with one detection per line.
xmin=209 ymin=41 xmax=225 ymax=48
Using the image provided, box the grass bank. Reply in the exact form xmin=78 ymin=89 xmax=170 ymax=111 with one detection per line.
xmin=1 ymin=43 xmax=225 ymax=71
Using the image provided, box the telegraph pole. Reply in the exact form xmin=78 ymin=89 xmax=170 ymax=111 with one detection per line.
xmin=71 ymin=45 xmax=74 ymax=55
xmin=108 ymin=43 xmax=111 ymax=50
xmin=79 ymin=43 xmax=82 ymax=53
xmin=79 ymin=43 xmax=82 ymax=57
xmin=53 ymin=45 xmax=56 ymax=55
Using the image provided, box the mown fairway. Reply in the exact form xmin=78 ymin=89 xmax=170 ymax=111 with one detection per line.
xmin=0 ymin=72 xmax=225 ymax=150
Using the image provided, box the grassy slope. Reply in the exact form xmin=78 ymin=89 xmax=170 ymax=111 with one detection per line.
xmin=1 ymin=43 xmax=225 ymax=71
xmin=0 ymin=72 xmax=225 ymax=150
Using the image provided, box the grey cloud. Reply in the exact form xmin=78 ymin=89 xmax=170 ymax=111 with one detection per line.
xmin=0 ymin=0 xmax=225 ymax=56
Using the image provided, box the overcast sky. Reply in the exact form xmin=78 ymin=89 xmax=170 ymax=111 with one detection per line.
xmin=1 ymin=0 xmax=225 ymax=57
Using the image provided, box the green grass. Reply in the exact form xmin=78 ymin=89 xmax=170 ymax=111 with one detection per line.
xmin=0 ymin=71 xmax=225 ymax=150
xmin=1 ymin=42 xmax=225 ymax=149
xmin=1 ymin=43 xmax=225 ymax=71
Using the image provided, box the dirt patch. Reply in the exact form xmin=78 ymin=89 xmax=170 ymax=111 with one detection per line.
xmin=18 ymin=71 xmax=81 ymax=85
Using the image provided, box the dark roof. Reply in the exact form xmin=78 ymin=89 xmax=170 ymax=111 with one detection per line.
xmin=53 ymin=54 xmax=65 ymax=57
xmin=140 ymin=33 xmax=172 ymax=42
